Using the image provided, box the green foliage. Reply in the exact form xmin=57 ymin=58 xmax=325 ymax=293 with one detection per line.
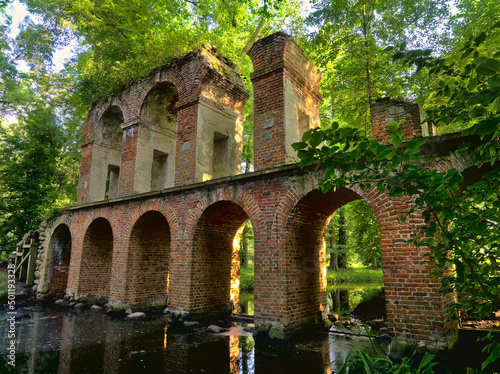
xmin=0 ymin=105 xmax=70 ymax=248
xmin=303 ymin=0 xmax=450 ymax=129
xmin=240 ymin=263 xmax=254 ymax=292
xmin=327 ymin=268 xmax=383 ymax=285
xmin=331 ymin=326 xmax=439 ymax=373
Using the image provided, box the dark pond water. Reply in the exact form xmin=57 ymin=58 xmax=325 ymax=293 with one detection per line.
xmin=0 ymin=306 xmax=389 ymax=374
xmin=0 ymin=286 xmax=495 ymax=373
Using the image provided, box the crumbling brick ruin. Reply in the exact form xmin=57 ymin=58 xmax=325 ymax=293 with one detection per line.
xmin=28 ymin=32 xmax=483 ymax=354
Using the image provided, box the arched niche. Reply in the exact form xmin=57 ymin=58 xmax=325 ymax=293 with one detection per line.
xmin=135 ymin=82 xmax=179 ymax=193
xmin=88 ymin=106 xmax=124 ymax=201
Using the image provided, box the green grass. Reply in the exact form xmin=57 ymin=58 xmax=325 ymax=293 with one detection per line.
xmin=239 ymin=265 xmax=382 ymax=291
xmin=240 ymin=263 xmax=254 ymax=292
xmin=327 ymin=268 xmax=383 ymax=285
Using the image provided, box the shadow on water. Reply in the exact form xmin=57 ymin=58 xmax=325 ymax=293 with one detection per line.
xmin=0 ymin=308 xmax=341 ymax=374
xmin=1 ymin=288 xmax=497 ymax=373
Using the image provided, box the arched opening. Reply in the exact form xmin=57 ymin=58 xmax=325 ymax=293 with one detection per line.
xmin=127 ymin=211 xmax=171 ymax=307
xmin=79 ymin=218 xmax=113 ymax=297
xmin=48 ymin=224 xmax=72 ymax=294
xmin=138 ymin=82 xmax=179 ymax=192
xmin=285 ymin=187 xmax=384 ymax=327
xmin=238 ymin=221 xmax=255 ymax=315
xmin=324 ymin=200 xmax=383 ymax=319
xmin=90 ymin=105 xmax=124 ymax=201
xmin=190 ymin=201 xmax=250 ymax=317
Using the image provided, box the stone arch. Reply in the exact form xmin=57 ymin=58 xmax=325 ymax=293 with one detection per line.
xmin=47 ymin=224 xmax=72 ymax=294
xmin=125 ymin=210 xmax=171 ymax=307
xmin=78 ymin=217 xmax=114 ymax=297
xmin=189 ymin=199 xmax=252 ymax=317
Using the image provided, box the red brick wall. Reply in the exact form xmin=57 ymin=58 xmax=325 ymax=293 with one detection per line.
xmin=248 ymin=32 xmax=321 ymax=171
xmin=78 ymin=217 xmax=113 ymax=297
xmin=371 ymin=97 xmax=427 ymax=143
xmin=77 ymin=142 xmax=93 ymax=203
xmin=126 ymin=211 xmax=170 ymax=305
xmin=118 ymin=123 xmax=139 ymax=196
xmin=190 ymin=201 xmax=248 ymax=316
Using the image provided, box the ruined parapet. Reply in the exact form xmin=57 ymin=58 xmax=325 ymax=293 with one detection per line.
xmin=370 ymin=96 xmax=431 ymax=144
xmin=248 ymin=32 xmax=322 ymax=170
xmin=77 ymin=46 xmax=249 ymax=204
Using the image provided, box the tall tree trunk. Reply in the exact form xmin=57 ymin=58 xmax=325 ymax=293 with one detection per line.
xmin=338 ymin=208 xmax=347 ymax=269
xmin=328 ymin=232 xmax=337 ymax=270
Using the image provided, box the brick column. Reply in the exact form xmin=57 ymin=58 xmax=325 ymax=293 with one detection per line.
xmin=248 ymin=32 xmax=322 ymax=171
xmin=118 ymin=122 xmax=139 ymax=196
xmin=174 ymin=100 xmax=199 ymax=186
xmin=77 ymin=141 xmax=94 ymax=203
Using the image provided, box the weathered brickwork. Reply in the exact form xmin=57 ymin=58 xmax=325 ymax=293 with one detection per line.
xmin=371 ymin=96 xmax=430 ymax=143
xmin=35 ymin=32 xmax=483 ymax=353
xmin=248 ymin=32 xmax=322 ymax=170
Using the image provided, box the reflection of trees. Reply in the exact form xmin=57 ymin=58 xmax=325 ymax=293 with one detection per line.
xmin=328 ymin=289 xmax=349 ymax=313
xmin=239 ymin=336 xmax=255 ymax=374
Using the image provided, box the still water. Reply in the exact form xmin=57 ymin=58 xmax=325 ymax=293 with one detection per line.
xmin=1 ymin=286 xmax=492 ymax=373
xmin=0 ymin=287 xmax=389 ymax=374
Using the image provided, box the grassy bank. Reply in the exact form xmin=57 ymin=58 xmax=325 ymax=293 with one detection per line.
xmin=240 ymin=264 xmax=254 ymax=292
xmin=327 ymin=268 xmax=383 ymax=285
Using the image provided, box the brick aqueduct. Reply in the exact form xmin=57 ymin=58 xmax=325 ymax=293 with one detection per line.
xmin=35 ymin=32 xmax=475 ymax=353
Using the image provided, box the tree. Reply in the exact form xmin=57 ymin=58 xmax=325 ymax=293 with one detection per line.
xmin=0 ymin=105 xmax=64 ymax=248
xmin=346 ymin=200 xmax=381 ymax=268
xmin=303 ymin=0 xmax=450 ymax=130
xmin=326 ymin=206 xmax=348 ymax=271
xmin=294 ymin=25 xmax=500 ymax=370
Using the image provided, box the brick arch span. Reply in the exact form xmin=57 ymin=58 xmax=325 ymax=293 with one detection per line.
xmin=132 ymin=71 xmax=186 ymax=116
xmin=272 ymin=173 xmax=416 ymax=331
xmin=84 ymin=99 xmax=126 ymax=141
xmin=124 ymin=210 xmax=171 ymax=307
xmin=189 ymin=200 xmax=248 ymax=317
xmin=77 ymin=217 xmax=115 ymax=298
xmin=184 ymin=188 xmax=262 ymax=317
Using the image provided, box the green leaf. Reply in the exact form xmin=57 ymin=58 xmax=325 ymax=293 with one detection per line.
xmin=406 ymin=137 xmax=428 ymax=149
xmin=462 ymin=47 xmax=474 ymax=60
xmin=467 ymin=76 xmax=478 ymax=90
xmin=472 ymin=118 xmax=500 ymax=136
xmin=492 ymin=96 xmax=500 ymax=112
xmin=309 ymin=131 xmax=323 ymax=148
xmin=297 ymin=150 xmax=312 ymax=160
xmin=476 ymin=58 xmax=500 ymax=76
xmin=387 ymin=128 xmax=403 ymax=147
xmin=474 ymin=32 xmax=487 ymax=46
xmin=291 ymin=142 xmax=307 ymax=151
xmin=393 ymin=52 xmax=404 ymax=60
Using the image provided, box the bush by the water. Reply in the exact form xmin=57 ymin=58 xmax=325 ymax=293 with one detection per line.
xmin=327 ymin=268 xmax=383 ymax=285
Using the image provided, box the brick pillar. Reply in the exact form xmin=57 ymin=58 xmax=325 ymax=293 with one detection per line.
xmin=370 ymin=97 xmax=430 ymax=144
xmin=77 ymin=141 xmax=94 ymax=204
xmin=174 ymin=100 xmax=199 ymax=186
xmin=118 ymin=122 xmax=139 ymax=196
xmin=248 ymin=32 xmax=322 ymax=171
